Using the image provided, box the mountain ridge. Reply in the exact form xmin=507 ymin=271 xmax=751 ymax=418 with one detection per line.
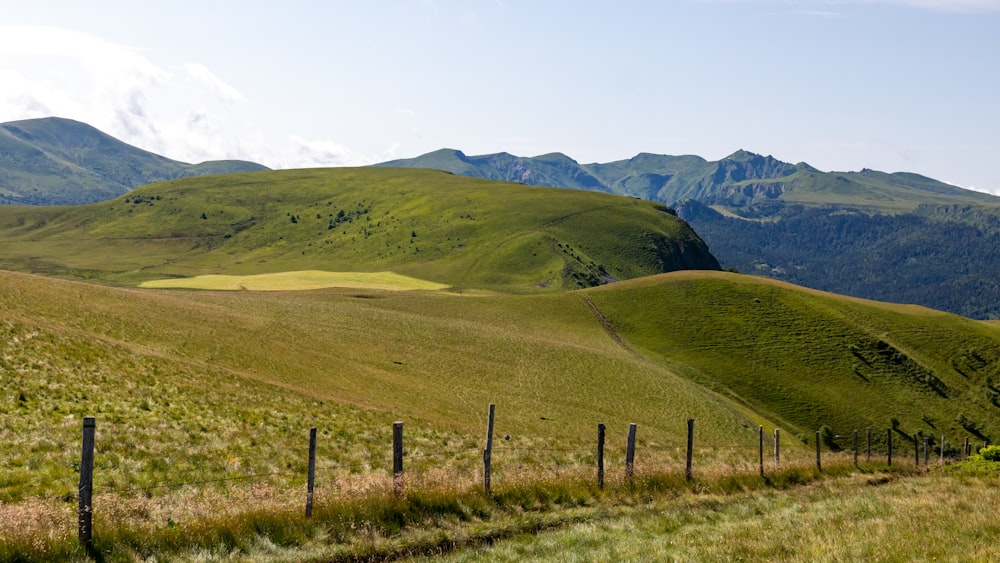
xmin=378 ymin=147 xmax=1000 ymax=319
xmin=0 ymin=117 xmax=268 ymax=205
xmin=378 ymin=148 xmax=997 ymax=210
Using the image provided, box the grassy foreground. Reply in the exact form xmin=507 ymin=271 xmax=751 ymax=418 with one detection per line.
xmin=7 ymin=463 xmax=1000 ymax=562
xmin=417 ymin=471 xmax=1000 ymax=563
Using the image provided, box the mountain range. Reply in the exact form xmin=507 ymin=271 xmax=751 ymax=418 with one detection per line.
xmin=379 ymin=149 xmax=1000 ymax=319
xmin=377 ymin=148 xmax=996 ymax=211
xmin=0 ymin=117 xmax=268 ymax=205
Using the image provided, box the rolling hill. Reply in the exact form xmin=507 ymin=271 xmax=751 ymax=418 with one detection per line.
xmin=0 ymin=117 xmax=268 ymax=205
xmin=378 ymin=149 xmax=1000 ymax=319
xmin=0 ymin=167 xmax=719 ymax=290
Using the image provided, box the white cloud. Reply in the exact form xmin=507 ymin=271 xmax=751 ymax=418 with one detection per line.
xmin=279 ymin=135 xmax=362 ymax=168
xmin=181 ymin=63 xmax=244 ymax=104
xmin=0 ymin=25 xmax=371 ymax=169
xmin=274 ymin=136 xmax=403 ymax=169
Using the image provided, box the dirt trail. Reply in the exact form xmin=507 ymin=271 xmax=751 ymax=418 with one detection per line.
xmin=578 ymin=294 xmax=641 ymax=358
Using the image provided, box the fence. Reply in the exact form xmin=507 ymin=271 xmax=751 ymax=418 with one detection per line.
xmin=59 ymin=406 xmax=988 ymax=548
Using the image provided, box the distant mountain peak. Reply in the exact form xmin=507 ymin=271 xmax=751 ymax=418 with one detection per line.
xmin=724 ymin=149 xmax=765 ymax=161
xmin=0 ymin=116 xmax=268 ymax=205
xmin=430 ymin=147 xmax=467 ymax=157
xmin=532 ymin=152 xmax=578 ymax=165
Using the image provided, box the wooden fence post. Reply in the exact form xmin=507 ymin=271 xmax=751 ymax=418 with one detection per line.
xmin=78 ymin=416 xmax=96 ymax=550
xmin=964 ymin=437 xmax=970 ymax=459
xmin=758 ymin=426 xmax=764 ymax=477
xmin=866 ymin=427 xmax=872 ymax=463
xmin=484 ymin=403 xmax=495 ymax=497
xmin=940 ymin=434 xmax=945 ymax=465
xmin=774 ymin=428 xmax=781 ymax=469
xmin=815 ymin=430 xmax=822 ymax=472
xmin=393 ymin=421 xmax=404 ymax=497
xmin=686 ymin=419 xmax=695 ymax=481
xmin=914 ymin=435 xmax=919 ymax=469
xmin=597 ymin=423 xmax=606 ymax=490
xmin=306 ymin=427 xmax=317 ymax=518
xmin=887 ymin=428 xmax=893 ymax=466
xmin=625 ymin=423 xmax=637 ymax=480
xmin=923 ymin=437 xmax=929 ymax=468
xmin=853 ymin=430 xmax=859 ymax=466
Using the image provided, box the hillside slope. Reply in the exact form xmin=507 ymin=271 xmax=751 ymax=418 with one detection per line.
xmin=0 ymin=167 xmax=719 ymax=291
xmin=588 ymin=271 xmax=1000 ymax=446
xmin=3 ymin=268 xmax=1000 ymax=504
xmin=0 ymin=117 xmax=268 ymax=205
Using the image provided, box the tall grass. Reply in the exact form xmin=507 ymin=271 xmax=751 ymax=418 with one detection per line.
xmin=414 ymin=470 xmax=1000 ymax=563
xmin=1 ymin=456 xmax=907 ymax=562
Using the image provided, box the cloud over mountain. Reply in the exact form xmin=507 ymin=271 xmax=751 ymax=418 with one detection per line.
xmin=0 ymin=25 xmax=363 ymax=169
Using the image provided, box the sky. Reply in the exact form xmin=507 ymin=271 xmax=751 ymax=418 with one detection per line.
xmin=1 ymin=0 xmax=998 ymax=193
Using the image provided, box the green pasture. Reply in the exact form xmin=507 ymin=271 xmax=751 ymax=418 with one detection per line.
xmin=138 ymin=270 xmax=450 ymax=291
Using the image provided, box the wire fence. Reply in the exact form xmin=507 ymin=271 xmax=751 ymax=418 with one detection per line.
xmin=4 ymin=408 xmax=990 ymax=549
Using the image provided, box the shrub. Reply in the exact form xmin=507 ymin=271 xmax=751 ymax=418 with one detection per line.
xmin=979 ymin=445 xmax=1000 ymax=462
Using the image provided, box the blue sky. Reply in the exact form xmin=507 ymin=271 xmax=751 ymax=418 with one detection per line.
xmin=1 ymin=0 xmax=998 ymax=193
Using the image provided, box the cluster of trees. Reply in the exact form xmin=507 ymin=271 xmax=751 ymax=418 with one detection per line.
xmin=681 ymin=203 xmax=1000 ymax=319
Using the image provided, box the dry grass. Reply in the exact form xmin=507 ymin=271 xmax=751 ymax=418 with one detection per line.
xmin=138 ymin=270 xmax=450 ymax=292
xmin=415 ymin=471 xmax=1000 ymax=562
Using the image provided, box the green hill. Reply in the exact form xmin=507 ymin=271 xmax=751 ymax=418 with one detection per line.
xmin=0 ymin=167 xmax=719 ymax=290
xmin=0 ymin=117 xmax=268 ymax=205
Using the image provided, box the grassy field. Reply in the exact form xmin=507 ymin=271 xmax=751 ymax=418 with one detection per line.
xmin=138 ymin=270 xmax=450 ymax=291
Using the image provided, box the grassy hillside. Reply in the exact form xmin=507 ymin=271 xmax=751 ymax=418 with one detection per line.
xmin=0 ymin=167 xmax=718 ymax=291
xmin=0 ymin=117 xmax=267 ymax=205
xmin=588 ymin=271 xmax=1000 ymax=447
xmin=4 ymin=269 xmax=1000 ymax=500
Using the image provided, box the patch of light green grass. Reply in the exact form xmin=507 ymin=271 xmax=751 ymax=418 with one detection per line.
xmin=138 ymin=270 xmax=451 ymax=291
